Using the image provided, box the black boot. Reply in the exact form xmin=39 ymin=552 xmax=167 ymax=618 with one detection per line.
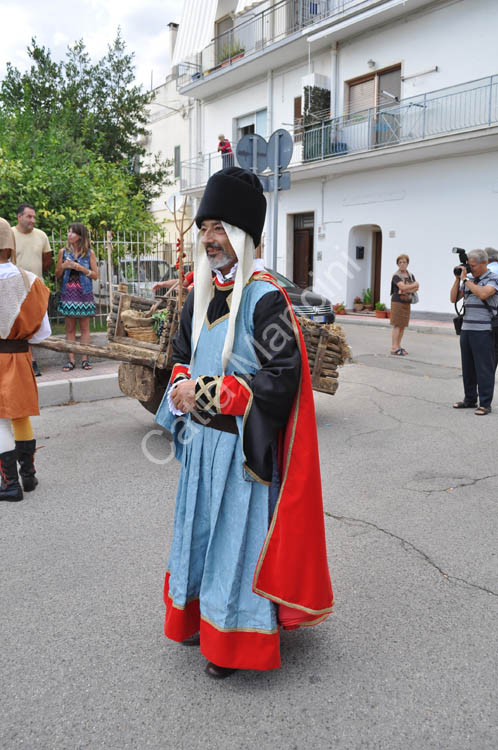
xmin=32 ymin=360 xmax=42 ymax=376
xmin=15 ymin=439 xmax=38 ymax=492
xmin=0 ymin=450 xmax=24 ymax=502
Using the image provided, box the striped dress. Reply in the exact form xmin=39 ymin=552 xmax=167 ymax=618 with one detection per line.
xmin=58 ymin=250 xmax=96 ymax=317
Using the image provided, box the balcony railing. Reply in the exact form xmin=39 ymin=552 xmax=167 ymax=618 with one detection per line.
xmin=179 ymin=75 xmax=498 ymax=191
xmin=177 ymin=0 xmax=363 ymax=88
xmin=303 ymin=75 xmax=498 ymax=162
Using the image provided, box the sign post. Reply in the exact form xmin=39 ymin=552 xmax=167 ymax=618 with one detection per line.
xmin=236 ymin=129 xmax=293 ymax=268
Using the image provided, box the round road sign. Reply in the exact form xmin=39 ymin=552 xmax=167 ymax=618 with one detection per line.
xmin=267 ymin=129 xmax=293 ymax=170
xmin=236 ymin=134 xmax=268 ymax=174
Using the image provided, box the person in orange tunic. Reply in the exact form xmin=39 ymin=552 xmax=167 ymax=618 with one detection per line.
xmin=0 ymin=218 xmax=51 ymax=502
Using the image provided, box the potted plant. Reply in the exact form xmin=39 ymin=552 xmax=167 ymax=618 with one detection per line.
xmin=353 ymin=295 xmax=364 ymax=312
xmin=375 ymin=301 xmax=387 ymax=318
xmin=362 ymin=288 xmax=373 ymax=310
xmin=217 ymin=41 xmax=245 ymax=66
xmin=333 ymin=302 xmax=346 ymax=315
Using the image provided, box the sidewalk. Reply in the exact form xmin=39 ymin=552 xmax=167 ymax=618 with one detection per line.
xmin=339 ymin=311 xmax=455 ymax=336
xmin=33 ymin=333 xmax=122 ymax=408
xmin=34 ymin=315 xmax=455 ymax=408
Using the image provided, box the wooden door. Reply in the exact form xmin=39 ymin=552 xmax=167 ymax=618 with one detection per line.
xmin=293 ymin=228 xmax=312 ymax=288
xmin=372 ymin=231 xmax=382 ymax=304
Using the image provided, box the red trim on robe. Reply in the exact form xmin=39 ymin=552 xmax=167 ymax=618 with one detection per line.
xmin=220 ymin=375 xmax=251 ymax=416
xmin=163 ymin=572 xmax=200 ymax=642
xmin=164 ymin=572 xmax=280 ymax=669
xmin=250 ymin=273 xmax=334 ymax=626
xmin=171 ymin=363 xmax=190 ymax=383
xmin=200 ymin=619 xmax=280 ymax=671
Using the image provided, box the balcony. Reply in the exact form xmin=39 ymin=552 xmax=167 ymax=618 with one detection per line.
xmin=303 ymin=75 xmax=498 ymax=162
xmin=177 ymin=0 xmax=368 ymax=92
xmin=180 ymin=75 xmax=498 ymax=192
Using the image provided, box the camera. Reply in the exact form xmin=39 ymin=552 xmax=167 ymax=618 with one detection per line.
xmin=452 ymin=247 xmax=471 ymax=276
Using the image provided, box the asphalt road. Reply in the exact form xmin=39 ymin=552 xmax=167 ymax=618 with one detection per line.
xmin=1 ymin=324 xmax=497 ymax=750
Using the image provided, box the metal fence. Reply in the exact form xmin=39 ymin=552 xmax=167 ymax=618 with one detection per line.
xmin=302 ymin=75 xmax=498 ymax=162
xmin=177 ymin=0 xmax=362 ymax=88
xmin=180 ymin=75 xmax=498 ymax=191
xmin=180 ymin=139 xmax=303 ymax=192
xmin=47 ymin=230 xmax=193 ymax=327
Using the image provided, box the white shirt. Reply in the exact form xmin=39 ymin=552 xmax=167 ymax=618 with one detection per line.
xmin=0 ymin=262 xmax=52 ymax=342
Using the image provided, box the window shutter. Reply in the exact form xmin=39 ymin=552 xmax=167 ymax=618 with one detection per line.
xmin=348 ymin=77 xmax=375 ymax=114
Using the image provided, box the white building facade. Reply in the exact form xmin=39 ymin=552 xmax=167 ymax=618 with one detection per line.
xmin=169 ymin=0 xmax=498 ymax=315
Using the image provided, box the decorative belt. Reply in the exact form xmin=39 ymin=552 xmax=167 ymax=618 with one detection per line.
xmin=0 ymin=339 xmax=29 ymax=353
xmin=191 ymin=412 xmax=238 ymax=434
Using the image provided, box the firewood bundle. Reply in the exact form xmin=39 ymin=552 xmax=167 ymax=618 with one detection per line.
xmin=297 ymin=318 xmax=351 ymax=395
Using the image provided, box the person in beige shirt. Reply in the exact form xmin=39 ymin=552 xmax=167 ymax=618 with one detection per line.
xmin=13 ymin=204 xmax=53 ymax=376
xmin=13 ymin=204 xmax=52 ymax=280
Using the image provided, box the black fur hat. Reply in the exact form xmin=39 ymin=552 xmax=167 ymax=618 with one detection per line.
xmin=195 ymin=167 xmax=267 ymax=247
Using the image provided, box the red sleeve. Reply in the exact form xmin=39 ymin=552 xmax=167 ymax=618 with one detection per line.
xmin=171 ymin=363 xmax=190 ymax=385
xmin=220 ymin=376 xmax=251 ymax=416
xmin=195 ymin=375 xmax=251 ymax=416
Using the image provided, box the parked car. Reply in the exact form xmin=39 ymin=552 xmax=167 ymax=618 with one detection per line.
xmin=92 ymin=257 xmax=176 ymax=302
xmin=268 ymin=269 xmax=335 ymax=324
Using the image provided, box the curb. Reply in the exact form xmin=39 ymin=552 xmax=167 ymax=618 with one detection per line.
xmin=38 ymin=373 xmax=124 ymax=408
xmin=338 ymin=317 xmax=455 ymax=336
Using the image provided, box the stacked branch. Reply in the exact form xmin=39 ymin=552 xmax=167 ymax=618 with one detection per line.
xmin=297 ymin=318 xmax=351 ymax=395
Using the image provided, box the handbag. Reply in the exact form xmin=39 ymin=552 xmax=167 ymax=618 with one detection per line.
xmin=453 ymin=315 xmax=463 ymax=335
xmin=398 ymin=272 xmax=418 ymax=303
xmin=454 ymin=298 xmax=464 ymax=335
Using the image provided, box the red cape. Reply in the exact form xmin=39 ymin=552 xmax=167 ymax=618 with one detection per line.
xmin=251 ymin=273 xmax=334 ymax=629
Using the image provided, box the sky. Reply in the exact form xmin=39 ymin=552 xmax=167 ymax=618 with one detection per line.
xmin=0 ymin=0 xmax=183 ymax=91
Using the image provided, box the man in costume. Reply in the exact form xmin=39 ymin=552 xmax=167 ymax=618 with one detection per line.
xmin=155 ymin=168 xmax=333 ymax=678
xmin=0 ymin=218 xmax=51 ymax=501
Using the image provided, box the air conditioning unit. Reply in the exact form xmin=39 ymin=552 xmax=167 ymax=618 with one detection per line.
xmin=302 ymin=73 xmax=330 ymax=91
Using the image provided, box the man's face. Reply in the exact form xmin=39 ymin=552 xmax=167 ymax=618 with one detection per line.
xmin=17 ymin=207 xmax=36 ymax=233
xmin=200 ymin=219 xmax=237 ymax=273
xmin=468 ymin=258 xmax=488 ymax=278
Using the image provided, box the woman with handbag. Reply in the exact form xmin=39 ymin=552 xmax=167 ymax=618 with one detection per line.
xmin=56 ymin=222 xmax=98 ymax=371
xmin=390 ymin=254 xmax=419 ymax=356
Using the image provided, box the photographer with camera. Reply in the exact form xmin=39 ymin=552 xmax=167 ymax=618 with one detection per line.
xmin=451 ymin=248 xmax=498 ymax=415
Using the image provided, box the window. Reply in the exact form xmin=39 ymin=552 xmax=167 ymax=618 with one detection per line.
xmin=215 ymin=15 xmax=234 ymax=63
xmin=235 ymin=108 xmax=267 ymax=141
xmin=174 ymin=145 xmax=181 ymax=179
xmin=346 ymin=66 xmax=401 ymax=117
xmin=294 ymin=96 xmax=304 ymax=142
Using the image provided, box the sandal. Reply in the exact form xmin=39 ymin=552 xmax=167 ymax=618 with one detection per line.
xmin=62 ymin=361 xmax=75 ymax=372
xmin=400 ymin=349 xmax=408 ymax=355
xmin=453 ymin=401 xmax=477 ymax=409
xmin=475 ymin=406 xmax=491 ymax=416
xmin=390 ymin=349 xmax=406 ymax=356
xmin=82 ymin=359 xmax=92 ymax=370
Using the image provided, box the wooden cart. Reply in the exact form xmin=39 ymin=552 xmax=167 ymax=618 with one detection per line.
xmin=39 ymin=291 xmax=350 ymax=411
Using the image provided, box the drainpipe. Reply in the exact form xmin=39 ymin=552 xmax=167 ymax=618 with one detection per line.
xmin=330 ymin=43 xmax=338 ymax=118
xmin=267 ymin=70 xmax=273 ymax=136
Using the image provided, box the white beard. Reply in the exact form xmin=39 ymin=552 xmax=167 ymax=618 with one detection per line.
xmin=207 ymin=251 xmax=234 ymax=271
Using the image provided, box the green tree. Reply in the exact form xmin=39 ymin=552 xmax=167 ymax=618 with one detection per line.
xmin=0 ymin=31 xmax=171 ymax=218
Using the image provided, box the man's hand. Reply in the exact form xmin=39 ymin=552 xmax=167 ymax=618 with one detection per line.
xmin=459 ymin=266 xmax=467 ymax=281
xmin=171 ymin=379 xmax=197 ymax=413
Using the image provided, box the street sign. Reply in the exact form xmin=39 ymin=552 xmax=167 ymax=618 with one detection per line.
xmin=266 ymin=129 xmax=293 ymax=170
xmin=236 ymin=134 xmax=268 ymax=174
xmin=166 ymin=193 xmax=191 ymax=213
xmin=265 ymin=172 xmax=291 ymax=192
